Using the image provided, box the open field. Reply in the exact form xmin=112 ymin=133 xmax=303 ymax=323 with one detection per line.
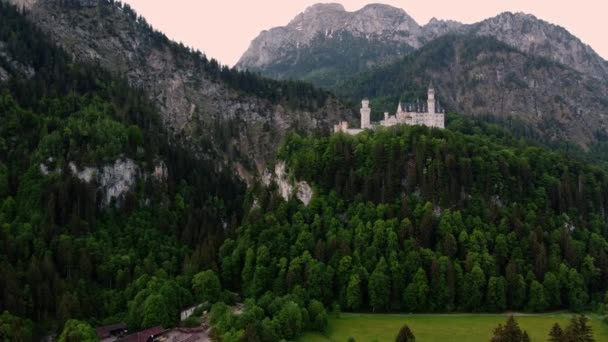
xmin=299 ymin=313 xmax=608 ymax=342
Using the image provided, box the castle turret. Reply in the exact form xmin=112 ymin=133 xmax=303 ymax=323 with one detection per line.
xmin=360 ymin=98 xmax=371 ymax=129
xmin=427 ymin=81 xmax=436 ymax=114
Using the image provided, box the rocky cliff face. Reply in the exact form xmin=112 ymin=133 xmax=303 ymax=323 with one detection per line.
xmin=7 ymin=0 xmax=351 ymax=183
xmin=238 ymin=4 xmax=608 ymax=85
xmin=470 ymin=12 xmax=608 ymax=80
xmin=40 ymin=158 xmax=167 ymax=208
xmin=236 ymin=3 xmax=423 ymax=87
xmin=238 ymin=3 xmax=421 ymax=70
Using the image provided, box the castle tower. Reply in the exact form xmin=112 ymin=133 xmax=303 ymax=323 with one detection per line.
xmin=361 ymin=98 xmax=371 ymax=129
xmin=427 ymin=82 xmax=436 ymax=114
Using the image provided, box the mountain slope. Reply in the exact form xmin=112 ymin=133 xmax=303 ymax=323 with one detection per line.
xmin=470 ymin=12 xmax=608 ymax=81
xmin=236 ymin=3 xmax=422 ymax=87
xmin=7 ymin=0 xmax=354 ymax=181
xmin=237 ymin=4 xmax=608 ymax=87
xmin=336 ymin=35 xmax=608 ymax=147
xmin=0 ymin=1 xmax=247 ymax=336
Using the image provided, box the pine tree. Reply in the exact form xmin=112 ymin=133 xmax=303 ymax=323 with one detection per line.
xmin=395 ymin=324 xmax=416 ymax=342
xmin=564 ymin=315 xmax=595 ymax=342
xmin=548 ymin=323 xmax=564 ymax=342
xmin=491 ymin=316 xmax=530 ymax=342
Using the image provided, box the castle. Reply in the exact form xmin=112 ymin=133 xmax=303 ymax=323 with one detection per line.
xmin=334 ymin=84 xmax=445 ymax=134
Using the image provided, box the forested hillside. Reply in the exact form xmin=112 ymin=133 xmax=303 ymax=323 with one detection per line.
xmin=9 ymin=0 xmax=353 ymax=180
xmin=208 ymin=118 xmax=608 ymax=340
xmin=0 ymin=2 xmax=244 ymax=338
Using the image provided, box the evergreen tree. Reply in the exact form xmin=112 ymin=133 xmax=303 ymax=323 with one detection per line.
xmin=346 ymin=273 xmax=362 ymax=311
xmin=395 ymin=324 xmax=416 ymax=342
xmin=564 ymin=315 xmax=595 ymax=342
xmin=527 ymin=280 xmax=547 ymax=312
xmin=491 ymin=316 xmax=530 ymax=342
xmin=548 ymin=323 xmax=564 ymax=342
xmin=403 ymin=268 xmax=429 ymax=312
xmin=369 ymin=258 xmax=390 ymax=311
xmin=486 ymin=276 xmax=507 ymax=312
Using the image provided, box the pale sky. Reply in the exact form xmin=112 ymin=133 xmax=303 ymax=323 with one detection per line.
xmin=122 ymin=0 xmax=608 ymax=67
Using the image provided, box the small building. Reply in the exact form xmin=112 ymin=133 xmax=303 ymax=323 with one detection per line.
xmin=116 ymin=326 xmax=165 ymax=342
xmin=180 ymin=304 xmax=204 ymax=321
xmin=334 ymin=83 xmax=445 ymax=135
xmin=96 ymin=323 xmax=128 ymax=342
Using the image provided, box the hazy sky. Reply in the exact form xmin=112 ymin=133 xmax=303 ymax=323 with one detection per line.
xmin=122 ymin=0 xmax=608 ymax=67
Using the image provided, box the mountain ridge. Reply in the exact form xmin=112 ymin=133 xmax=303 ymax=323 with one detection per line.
xmin=237 ymin=3 xmax=608 ymax=84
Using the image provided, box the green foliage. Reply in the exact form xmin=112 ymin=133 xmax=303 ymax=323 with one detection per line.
xmin=214 ymin=123 xmax=608 ymax=340
xmin=274 ymin=301 xmax=304 ymax=340
xmin=0 ymin=311 xmax=34 ymax=342
xmin=209 ymin=295 xmax=317 ymax=341
xmin=192 ymin=270 xmax=222 ymax=304
xmin=182 ymin=315 xmax=200 ymax=328
xmin=58 ymin=320 xmax=98 ymax=342
xmin=127 ymin=277 xmax=192 ymax=329
xmin=527 ymin=281 xmax=547 ymax=312
xmin=486 ymin=277 xmax=506 ymax=312
xmin=403 ymin=269 xmax=429 ymax=312
xmin=369 ymin=258 xmax=390 ymax=311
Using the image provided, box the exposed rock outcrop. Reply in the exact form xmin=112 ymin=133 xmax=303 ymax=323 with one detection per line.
xmin=40 ymin=158 xmax=168 ymax=208
xmin=267 ymin=161 xmax=313 ymax=205
xmin=97 ymin=159 xmax=139 ymax=207
xmin=0 ymin=41 xmax=35 ymax=79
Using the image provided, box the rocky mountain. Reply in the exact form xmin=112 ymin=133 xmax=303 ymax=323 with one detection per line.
xmin=236 ymin=3 xmax=422 ymax=87
xmin=6 ymin=0 xmax=353 ymax=183
xmin=336 ymin=35 xmax=608 ymax=147
xmin=237 ymin=3 xmax=608 ymax=86
xmin=470 ymin=12 xmax=608 ymax=80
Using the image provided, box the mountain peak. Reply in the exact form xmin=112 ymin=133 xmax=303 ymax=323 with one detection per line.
xmin=303 ymin=3 xmax=345 ymax=14
xmin=357 ymin=3 xmax=407 ymax=15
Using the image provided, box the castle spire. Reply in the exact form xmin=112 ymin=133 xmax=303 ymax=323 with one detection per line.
xmin=360 ymin=98 xmax=371 ymax=129
xmin=427 ymin=81 xmax=436 ymax=114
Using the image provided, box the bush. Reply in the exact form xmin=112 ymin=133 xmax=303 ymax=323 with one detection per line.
xmin=182 ymin=315 xmax=200 ymax=328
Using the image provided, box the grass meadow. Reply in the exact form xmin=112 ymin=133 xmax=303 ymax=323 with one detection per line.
xmin=299 ymin=312 xmax=608 ymax=341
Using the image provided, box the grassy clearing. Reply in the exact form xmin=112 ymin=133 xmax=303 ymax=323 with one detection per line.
xmin=299 ymin=312 xmax=608 ymax=342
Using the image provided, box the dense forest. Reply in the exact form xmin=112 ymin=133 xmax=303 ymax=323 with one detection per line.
xmin=206 ymin=118 xmax=608 ymax=340
xmin=2 ymin=1 xmax=608 ymax=341
xmin=0 ymin=1 xmax=246 ymax=338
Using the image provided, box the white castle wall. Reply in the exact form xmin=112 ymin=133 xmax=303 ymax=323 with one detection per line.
xmin=333 ymin=85 xmax=445 ymax=134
